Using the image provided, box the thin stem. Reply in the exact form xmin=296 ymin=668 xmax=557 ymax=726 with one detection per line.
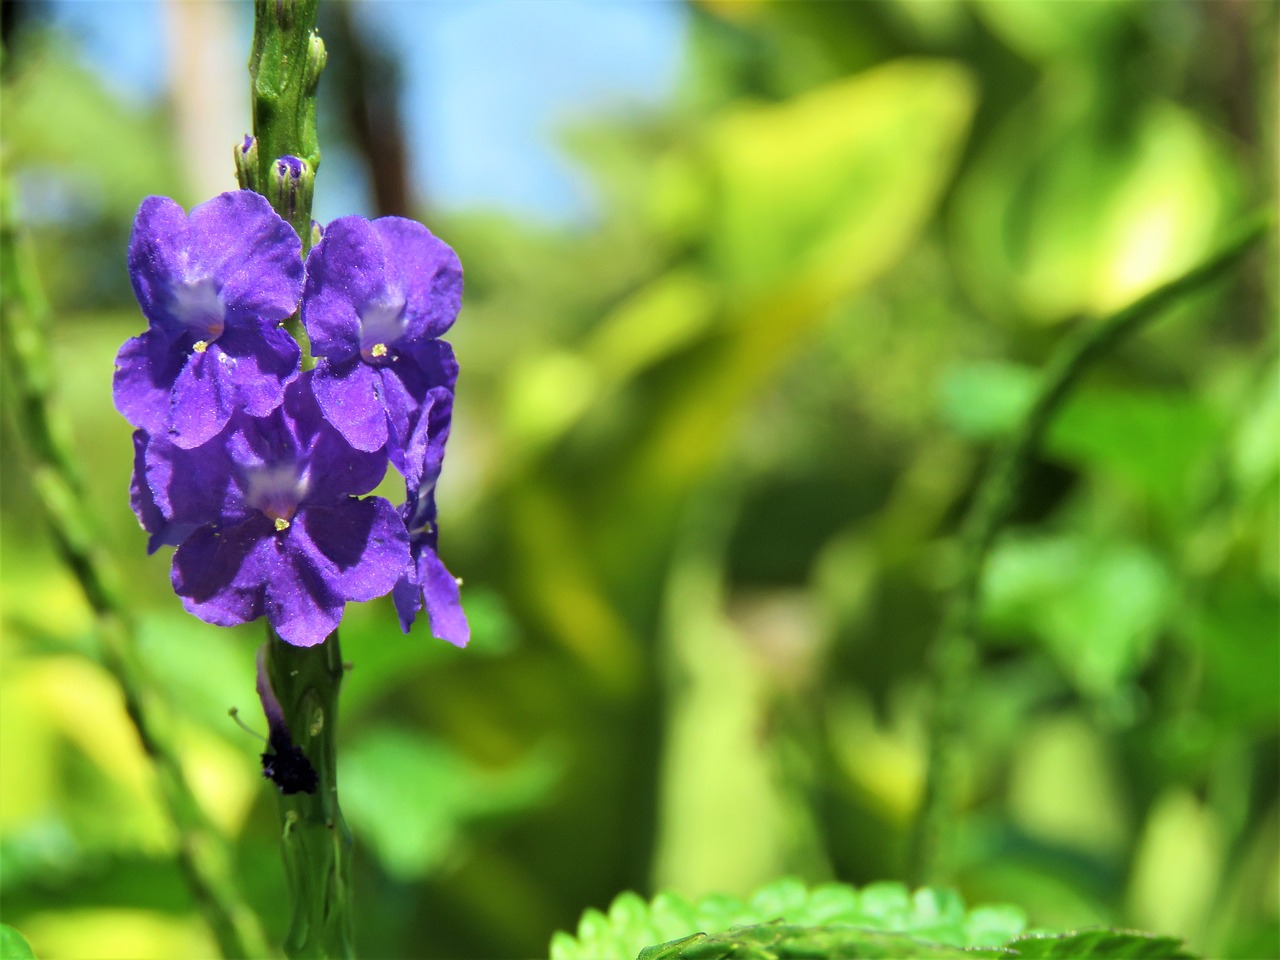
xmin=909 ymin=214 xmax=1273 ymax=886
xmin=244 ymin=3 xmax=352 ymax=957
xmin=248 ymin=0 xmax=324 ymax=246
xmin=265 ymin=631 xmax=354 ymax=960
xmin=0 ymin=186 xmax=273 ymax=959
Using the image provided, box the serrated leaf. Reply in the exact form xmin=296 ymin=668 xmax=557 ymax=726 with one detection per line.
xmin=856 ymin=882 xmax=911 ymax=925
xmin=550 ymin=930 xmax=584 ymax=960
xmin=549 ymin=880 xmax=1032 ymax=960
xmin=963 ymin=906 xmax=1029 ymax=947
xmin=803 ymin=884 xmax=862 ymax=924
xmin=751 ymin=877 xmax=811 ymax=921
xmin=650 ymin=892 xmax=701 ymax=943
xmin=637 ymin=923 xmax=1012 ymax=960
xmin=1004 ymin=930 xmax=1199 ymax=959
xmin=612 ymin=891 xmax=660 ymax=953
xmin=911 ymin=888 xmax=968 ymax=929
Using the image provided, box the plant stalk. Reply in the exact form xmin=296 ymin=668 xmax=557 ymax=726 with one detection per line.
xmin=909 ymin=214 xmax=1273 ymax=886
xmin=0 ymin=184 xmax=273 ymax=959
xmin=264 ymin=630 xmax=354 ymax=959
xmin=243 ymin=2 xmax=352 ymax=956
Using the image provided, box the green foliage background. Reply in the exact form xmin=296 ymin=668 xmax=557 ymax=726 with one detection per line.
xmin=1 ymin=2 xmax=1275 ymax=958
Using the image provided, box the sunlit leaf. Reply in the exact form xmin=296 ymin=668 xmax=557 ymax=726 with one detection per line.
xmin=550 ymin=880 xmax=1027 ymax=960
xmin=954 ymin=95 xmax=1241 ymax=322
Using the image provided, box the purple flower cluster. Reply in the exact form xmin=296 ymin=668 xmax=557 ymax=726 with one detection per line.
xmin=117 ymin=190 xmax=468 ymax=648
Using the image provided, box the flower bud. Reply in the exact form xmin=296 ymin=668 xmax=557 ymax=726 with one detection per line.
xmin=305 ymin=31 xmax=327 ymax=92
xmin=310 ymin=220 xmax=324 ymax=249
xmin=267 ymin=155 xmax=314 ymax=223
xmin=234 ymin=134 xmax=259 ymax=192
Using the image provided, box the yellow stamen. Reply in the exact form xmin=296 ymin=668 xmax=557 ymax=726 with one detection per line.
xmin=370 ymin=343 xmax=388 ymax=358
xmin=193 ymin=340 xmax=210 ymax=353
xmin=274 ymin=517 xmax=290 ymax=532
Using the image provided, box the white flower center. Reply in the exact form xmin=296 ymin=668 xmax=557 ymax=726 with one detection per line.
xmin=171 ymin=276 xmax=226 ymax=340
xmin=359 ymin=296 xmax=406 ymax=358
xmin=245 ymin=463 xmax=309 ymax=525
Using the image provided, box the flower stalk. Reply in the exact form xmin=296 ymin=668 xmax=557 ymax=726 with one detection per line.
xmin=246 ymin=0 xmax=324 ymax=247
xmin=265 ymin=629 xmax=354 ymax=959
xmin=244 ymin=2 xmax=355 ymax=956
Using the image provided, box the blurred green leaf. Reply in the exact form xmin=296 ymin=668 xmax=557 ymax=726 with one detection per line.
xmin=615 ymin=58 xmax=976 ymax=513
xmin=983 ymin=535 xmax=1171 ymax=699
xmin=1048 ymin=390 xmax=1220 ymax=522
xmin=939 ymin=364 xmax=1038 ymax=441
xmin=973 ymin=0 xmax=1127 ymax=63
xmin=710 ymin=59 xmax=975 ymax=302
xmin=942 ymin=360 xmax=1220 ymax=520
xmin=1185 ymin=581 xmax=1280 ymax=729
xmin=340 ymin=728 xmax=558 ymax=880
xmin=0 ymin=922 xmax=37 ymax=959
xmin=954 ymin=93 xmax=1241 ymax=322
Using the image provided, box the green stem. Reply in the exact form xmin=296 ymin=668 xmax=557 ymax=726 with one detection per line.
xmin=243 ymin=3 xmax=351 ymax=956
xmin=246 ymin=0 xmax=324 ymax=247
xmin=909 ymin=214 xmax=1273 ymax=886
xmin=265 ymin=631 xmax=354 ymax=959
xmin=0 ymin=186 xmax=273 ymax=958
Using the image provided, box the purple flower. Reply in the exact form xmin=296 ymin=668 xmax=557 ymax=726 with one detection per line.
xmin=114 ymin=191 xmax=303 ymax=449
xmin=301 ymin=215 xmax=461 ymax=474
xmin=391 ymin=387 xmax=469 ymax=647
xmin=140 ymin=374 xmax=410 ymax=647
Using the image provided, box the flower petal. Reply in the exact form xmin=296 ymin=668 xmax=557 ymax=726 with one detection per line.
xmin=206 ymin=324 xmax=300 ymax=418
xmin=166 ymin=347 xmax=238 ymax=448
xmin=288 ymin=377 xmax=389 ymax=502
xmin=381 ymin=339 xmax=458 ymax=482
xmin=392 ymin=340 xmax=458 ymax=489
xmin=301 ymin=216 xmax=386 ymax=362
xmin=293 ymin=498 xmax=409 ymax=602
xmin=310 ymin=356 xmax=388 ymax=453
xmin=262 ymin=539 xmax=345 ymax=647
xmin=128 ymin=192 xmax=302 ymax=336
xmin=130 ymin=431 xmax=199 ymax=553
xmin=419 ymin=548 xmax=469 ymax=647
xmin=393 ymin=547 xmax=468 ymax=646
xmin=371 ymin=217 xmax=462 ymax=341
xmin=112 ymin=331 xmax=186 ymax=435
xmin=127 ymin=196 xmax=197 ymax=336
xmin=171 ymin=517 xmax=273 ymax=628
xmin=142 ymin=424 xmax=245 ymax=528
xmin=185 ymin=191 xmax=303 ymax=328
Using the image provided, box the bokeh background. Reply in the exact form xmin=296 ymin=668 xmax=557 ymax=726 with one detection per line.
xmin=1 ymin=1 xmax=1276 ymax=958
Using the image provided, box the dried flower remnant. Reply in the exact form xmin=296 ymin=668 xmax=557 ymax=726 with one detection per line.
xmin=255 ymin=646 xmax=317 ymax=795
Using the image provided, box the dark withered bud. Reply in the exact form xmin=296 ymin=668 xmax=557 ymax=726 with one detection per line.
xmin=255 ymin=645 xmax=318 ymax=795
